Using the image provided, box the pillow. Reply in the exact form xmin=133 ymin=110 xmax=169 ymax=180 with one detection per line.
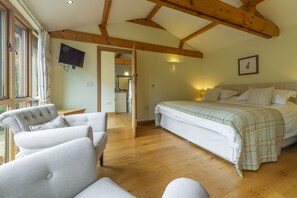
xmin=29 ymin=116 xmax=68 ymax=131
xmin=219 ymin=89 xmax=238 ymax=99
xmin=236 ymin=90 xmax=249 ymax=100
xmin=248 ymin=87 xmax=274 ymax=106
xmin=272 ymin=89 xmax=297 ymax=104
xmin=204 ymin=88 xmax=221 ymax=102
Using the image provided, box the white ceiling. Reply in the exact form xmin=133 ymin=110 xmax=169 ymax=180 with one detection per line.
xmin=20 ymin=0 xmax=297 ymax=53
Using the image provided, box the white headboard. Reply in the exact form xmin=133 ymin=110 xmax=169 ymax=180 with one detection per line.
xmin=216 ymin=82 xmax=297 ymax=104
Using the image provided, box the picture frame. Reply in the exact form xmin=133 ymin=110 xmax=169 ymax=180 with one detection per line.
xmin=238 ymin=55 xmax=258 ymax=76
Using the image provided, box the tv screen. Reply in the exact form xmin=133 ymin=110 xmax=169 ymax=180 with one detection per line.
xmin=58 ymin=43 xmax=85 ymax=68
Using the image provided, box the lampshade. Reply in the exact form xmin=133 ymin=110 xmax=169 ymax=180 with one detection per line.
xmin=200 ymin=89 xmax=207 ymax=95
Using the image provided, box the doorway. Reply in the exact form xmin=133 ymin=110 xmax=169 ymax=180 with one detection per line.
xmin=97 ymin=46 xmax=137 ymax=136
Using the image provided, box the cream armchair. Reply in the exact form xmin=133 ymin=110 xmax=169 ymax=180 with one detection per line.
xmin=0 ymin=104 xmax=107 ymax=165
xmin=0 ymin=138 xmax=210 ymax=198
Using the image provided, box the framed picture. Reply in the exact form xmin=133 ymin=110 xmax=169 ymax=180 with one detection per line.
xmin=238 ymin=55 xmax=258 ymax=76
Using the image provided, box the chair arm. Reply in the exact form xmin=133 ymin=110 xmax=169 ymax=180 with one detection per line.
xmin=64 ymin=112 xmax=107 ymax=133
xmin=14 ymin=126 xmax=93 ymax=150
xmin=162 ymin=178 xmax=210 ymax=198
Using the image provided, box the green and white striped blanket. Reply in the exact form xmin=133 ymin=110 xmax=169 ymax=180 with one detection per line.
xmin=155 ymin=101 xmax=285 ymax=177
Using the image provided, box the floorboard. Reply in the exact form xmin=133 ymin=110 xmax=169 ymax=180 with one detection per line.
xmin=99 ymin=113 xmax=297 ymax=198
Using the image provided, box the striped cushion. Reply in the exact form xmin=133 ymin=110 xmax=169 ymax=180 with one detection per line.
xmin=248 ymin=87 xmax=274 ymax=106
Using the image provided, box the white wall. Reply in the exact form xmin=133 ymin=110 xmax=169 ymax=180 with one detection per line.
xmin=202 ymin=24 xmax=297 ymax=88
xmin=51 ymin=23 xmax=203 ymax=119
xmin=51 ymin=39 xmax=97 ymax=113
xmin=101 ymin=51 xmax=115 ymax=113
xmin=137 ymin=51 xmax=203 ymax=121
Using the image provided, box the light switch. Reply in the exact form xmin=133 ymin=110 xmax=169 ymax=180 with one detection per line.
xmin=86 ymin=82 xmax=94 ymax=87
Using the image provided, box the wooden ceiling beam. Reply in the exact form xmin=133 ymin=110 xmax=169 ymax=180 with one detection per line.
xmin=147 ymin=4 xmax=162 ymax=20
xmin=115 ymin=58 xmax=132 ymax=65
xmin=50 ymin=29 xmax=203 ymax=58
xmin=98 ymin=46 xmax=132 ymax=54
xmin=241 ymin=0 xmax=265 ymax=18
xmin=250 ymin=0 xmax=264 ymax=7
xmin=127 ymin=4 xmax=165 ymax=30
xmin=179 ymin=22 xmax=218 ymax=49
xmin=99 ymin=0 xmax=112 ymax=36
xmin=147 ymin=0 xmax=279 ymax=38
xmin=178 ymin=2 xmax=266 ymax=49
xmin=127 ymin=19 xmax=165 ymax=30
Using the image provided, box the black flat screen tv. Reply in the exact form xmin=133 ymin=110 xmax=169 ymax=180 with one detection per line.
xmin=58 ymin=43 xmax=85 ymax=68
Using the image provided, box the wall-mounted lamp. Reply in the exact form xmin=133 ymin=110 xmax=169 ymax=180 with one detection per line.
xmin=196 ymin=89 xmax=207 ymax=101
xmin=124 ymin=70 xmax=129 ymax=76
xmin=168 ymin=61 xmax=179 ymax=70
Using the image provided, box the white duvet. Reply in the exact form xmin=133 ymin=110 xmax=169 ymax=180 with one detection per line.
xmin=155 ymin=97 xmax=297 ymax=146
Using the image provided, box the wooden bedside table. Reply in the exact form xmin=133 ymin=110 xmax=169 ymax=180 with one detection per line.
xmin=57 ymin=108 xmax=86 ymax=116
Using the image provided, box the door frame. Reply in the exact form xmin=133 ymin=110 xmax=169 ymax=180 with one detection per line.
xmin=97 ymin=46 xmax=132 ymax=112
xmin=97 ymin=46 xmax=137 ymax=135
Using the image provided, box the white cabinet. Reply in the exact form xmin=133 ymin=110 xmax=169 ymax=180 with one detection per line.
xmin=115 ymin=92 xmax=127 ymax=113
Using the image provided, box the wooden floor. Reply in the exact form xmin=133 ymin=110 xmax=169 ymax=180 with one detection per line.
xmin=99 ymin=114 xmax=297 ymax=198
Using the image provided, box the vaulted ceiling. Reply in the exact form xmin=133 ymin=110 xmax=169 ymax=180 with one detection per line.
xmin=21 ymin=0 xmax=297 ymax=56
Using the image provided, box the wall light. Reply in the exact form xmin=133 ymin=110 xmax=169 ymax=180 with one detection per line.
xmin=67 ymin=0 xmax=74 ymax=4
xmin=124 ymin=70 xmax=129 ymax=76
xmin=168 ymin=61 xmax=179 ymax=70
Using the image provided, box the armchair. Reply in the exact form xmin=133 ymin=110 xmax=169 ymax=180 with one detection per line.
xmin=0 ymin=138 xmax=210 ymax=198
xmin=0 ymin=104 xmax=107 ymax=165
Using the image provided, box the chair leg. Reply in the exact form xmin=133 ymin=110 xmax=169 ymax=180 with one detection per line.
xmin=100 ymin=153 xmax=104 ymax=167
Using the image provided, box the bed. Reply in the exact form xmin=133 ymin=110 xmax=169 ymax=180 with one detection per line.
xmin=155 ymin=82 xmax=297 ymax=177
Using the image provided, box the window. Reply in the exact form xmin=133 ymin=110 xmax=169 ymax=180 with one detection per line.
xmin=0 ymin=105 xmax=7 ymax=165
xmin=0 ymin=7 xmax=7 ymax=100
xmin=0 ymin=1 xmax=35 ymax=164
xmin=14 ymin=22 xmax=27 ymax=98
xmin=32 ymin=34 xmax=38 ymax=99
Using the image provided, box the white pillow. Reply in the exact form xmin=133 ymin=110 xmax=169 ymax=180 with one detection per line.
xmin=204 ymin=88 xmax=221 ymax=102
xmin=236 ymin=90 xmax=249 ymax=100
xmin=29 ymin=116 xmax=68 ymax=131
xmin=248 ymin=87 xmax=274 ymax=106
xmin=272 ymin=89 xmax=297 ymax=104
xmin=219 ymin=89 xmax=238 ymax=99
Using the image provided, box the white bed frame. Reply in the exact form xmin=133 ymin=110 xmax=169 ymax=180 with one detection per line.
xmin=159 ymin=82 xmax=297 ymax=165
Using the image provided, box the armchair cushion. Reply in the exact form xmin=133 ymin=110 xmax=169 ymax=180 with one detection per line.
xmin=64 ymin=112 xmax=107 ymax=133
xmin=14 ymin=126 xmax=93 ymax=154
xmin=162 ymin=178 xmax=210 ymax=198
xmin=75 ymin=177 xmax=136 ymax=198
xmin=29 ymin=116 xmax=68 ymax=131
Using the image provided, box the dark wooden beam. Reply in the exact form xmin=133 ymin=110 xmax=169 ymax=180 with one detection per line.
xmin=147 ymin=4 xmax=162 ymax=20
xmin=50 ymin=29 xmax=203 ymax=58
xmin=127 ymin=19 xmax=165 ymax=30
xmin=147 ymin=0 xmax=279 ymax=38
xmin=179 ymin=22 xmax=218 ymax=49
xmin=99 ymin=0 xmax=112 ymax=36
xmin=115 ymin=58 xmax=132 ymax=65
xmin=127 ymin=4 xmax=165 ymax=30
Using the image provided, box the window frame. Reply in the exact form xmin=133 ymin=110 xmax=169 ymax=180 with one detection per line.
xmin=0 ymin=4 xmax=8 ymax=101
xmin=31 ymin=32 xmax=38 ymax=100
xmin=0 ymin=1 xmax=35 ymax=163
xmin=14 ymin=19 xmax=29 ymax=98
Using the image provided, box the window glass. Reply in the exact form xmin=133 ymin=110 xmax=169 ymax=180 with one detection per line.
xmin=0 ymin=8 xmax=6 ymax=99
xmin=0 ymin=105 xmax=7 ymax=165
xmin=14 ymin=22 xmax=27 ymax=97
xmin=32 ymin=34 xmax=38 ymax=98
xmin=32 ymin=100 xmax=39 ymax=106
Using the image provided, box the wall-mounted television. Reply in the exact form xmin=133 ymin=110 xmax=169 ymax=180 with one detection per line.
xmin=58 ymin=43 xmax=85 ymax=68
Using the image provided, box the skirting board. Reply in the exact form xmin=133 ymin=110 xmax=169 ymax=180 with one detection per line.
xmin=137 ymin=120 xmax=155 ymax=126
